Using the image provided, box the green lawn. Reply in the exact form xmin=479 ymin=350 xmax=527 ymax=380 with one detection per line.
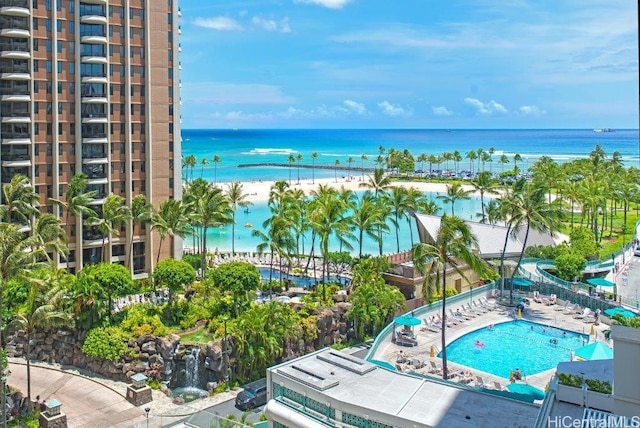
xmin=179 ymin=327 xmax=212 ymax=344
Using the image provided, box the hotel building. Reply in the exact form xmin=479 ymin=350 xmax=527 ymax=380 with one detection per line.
xmin=0 ymin=0 xmax=182 ymax=274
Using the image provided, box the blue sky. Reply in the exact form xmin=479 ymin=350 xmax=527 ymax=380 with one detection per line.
xmin=179 ymin=0 xmax=638 ymax=129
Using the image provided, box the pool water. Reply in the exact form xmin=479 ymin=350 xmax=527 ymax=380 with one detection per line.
xmin=441 ymin=320 xmax=589 ymax=379
xmin=257 ymin=267 xmax=348 ymax=289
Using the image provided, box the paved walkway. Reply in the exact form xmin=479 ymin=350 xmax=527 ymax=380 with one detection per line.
xmin=7 ymin=359 xmax=238 ymax=428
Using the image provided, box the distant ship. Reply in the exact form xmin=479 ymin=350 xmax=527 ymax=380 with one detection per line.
xmin=593 ymin=128 xmax=615 ymax=133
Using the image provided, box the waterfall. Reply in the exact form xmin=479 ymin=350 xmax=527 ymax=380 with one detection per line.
xmin=185 ymin=347 xmax=201 ymax=388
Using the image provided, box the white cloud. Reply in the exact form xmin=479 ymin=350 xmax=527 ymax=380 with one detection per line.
xmin=464 ymin=98 xmax=508 ymax=115
xmin=432 ymin=105 xmax=453 ymax=116
xmin=193 ymin=16 xmax=244 ymax=31
xmin=294 ymin=0 xmax=353 ymax=9
xmin=519 ymin=105 xmax=547 ymax=116
xmin=343 ymin=99 xmax=367 ymax=114
xmin=378 ymin=100 xmax=412 ymax=117
xmin=251 ymin=16 xmax=291 ymax=33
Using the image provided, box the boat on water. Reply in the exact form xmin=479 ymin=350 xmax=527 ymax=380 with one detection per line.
xmin=593 ymin=128 xmax=614 ymax=133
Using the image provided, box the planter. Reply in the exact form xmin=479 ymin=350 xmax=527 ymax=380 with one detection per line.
xmin=556 ymin=384 xmax=613 ymax=412
xmin=556 ymin=384 xmax=584 ymax=405
xmin=586 ymin=390 xmax=613 ymax=412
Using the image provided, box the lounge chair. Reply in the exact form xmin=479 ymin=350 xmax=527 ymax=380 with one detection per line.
xmin=429 ymin=361 xmax=442 ymax=375
xmin=473 ymin=300 xmax=489 ymax=313
xmin=450 ymin=309 xmax=469 ymax=322
xmin=436 ymin=314 xmax=457 ymax=328
xmin=421 ymin=318 xmax=441 ymax=333
xmin=574 ymin=308 xmax=592 ymax=319
xmin=480 ymin=298 xmax=496 ymax=311
xmin=411 ymin=358 xmax=425 ymax=369
xmin=457 ymin=370 xmax=475 ymax=384
xmin=395 ymin=332 xmax=418 ymax=347
xmin=545 ymin=294 xmax=557 ymax=306
xmin=554 ymin=301 xmax=569 ymax=311
xmin=475 ymin=376 xmax=493 ymax=389
xmin=583 ymin=309 xmax=601 ymax=324
xmin=533 ymin=291 xmax=544 ymax=304
xmin=395 ymin=363 xmax=410 ymax=373
xmin=462 ymin=304 xmax=479 ymax=316
xmin=563 ymin=304 xmax=576 ymax=315
xmin=493 ymin=381 xmax=507 ymax=391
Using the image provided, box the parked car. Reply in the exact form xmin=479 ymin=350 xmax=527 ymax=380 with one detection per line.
xmin=235 ymin=378 xmax=267 ymax=410
xmin=634 ymin=246 xmax=640 ymax=257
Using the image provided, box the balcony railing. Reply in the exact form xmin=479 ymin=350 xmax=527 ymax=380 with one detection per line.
xmin=81 ymin=92 xmax=106 ymax=98
xmin=0 ymin=132 xmax=29 ymax=139
xmin=0 ymin=43 xmax=29 ymax=52
xmin=0 ymin=20 xmax=29 ymax=31
xmin=0 ymin=0 xmax=29 ymax=7
xmin=82 ymin=132 xmax=106 ymax=138
xmin=0 ymin=65 xmax=29 ymax=73
xmin=79 ymin=31 xmax=106 ymax=37
xmin=82 ymin=152 xmax=106 ymax=158
xmin=0 ymin=88 xmax=28 ymax=95
xmin=0 ymin=111 xmax=30 ymax=117
xmin=1 ymin=154 xmax=29 ymax=161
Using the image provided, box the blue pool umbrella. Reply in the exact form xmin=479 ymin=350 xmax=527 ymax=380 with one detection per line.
xmin=574 ymin=342 xmax=613 ymax=361
xmin=586 ymin=278 xmax=615 ymax=288
xmin=512 ymin=278 xmax=533 ymax=288
xmin=394 ymin=314 xmax=421 ymax=327
xmin=604 ymin=307 xmax=637 ymax=318
xmin=507 ymin=383 xmax=546 ymax=400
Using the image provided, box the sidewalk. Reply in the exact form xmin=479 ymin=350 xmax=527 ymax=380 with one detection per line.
xmin=7 ymin=358 xmax=238 ymax=428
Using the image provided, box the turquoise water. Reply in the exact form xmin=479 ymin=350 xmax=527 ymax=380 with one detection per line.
xmin=442 ymin=320 xmax=589 ymax=379
xmin=199 ymin=191 xmax=484 ymax=255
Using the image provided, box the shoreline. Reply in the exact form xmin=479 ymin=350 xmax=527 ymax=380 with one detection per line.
xmin=209 ymin=176 xmax=476 ymax=204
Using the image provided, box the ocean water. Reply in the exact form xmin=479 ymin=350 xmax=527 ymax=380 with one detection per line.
xmin=182 ymin=128 xmax=639 ymax=184
xmin=181 ymin=129 xmax=639 ymax=254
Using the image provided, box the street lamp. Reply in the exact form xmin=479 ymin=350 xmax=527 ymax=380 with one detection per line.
xmin=144 ymin=407 xmax=150 ymax=428
xmin=222 ymin=317 xmax=229 ymax=391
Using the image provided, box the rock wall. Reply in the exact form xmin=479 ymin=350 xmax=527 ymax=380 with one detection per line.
xmin=5 ymin=300 xmax=353 ymax=385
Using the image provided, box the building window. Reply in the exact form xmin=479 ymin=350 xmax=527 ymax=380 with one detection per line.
xmin=57 ymin=62 xmax=62 ymax=73
xmin=57 ymin=19 xmax=62 ymax=32
xmin=46 ymin=40 xmax=52 ymax=52
xmin=69 ymin=62 xmax=75 ymax=74
xmin=47 ymin=165 xmax=52 ymax=177
xmin=58 ymin=102 xmax=62 ymax=114
xmin=169 ymin=178 xmax=174 ymax=189
xmin=57 ymin=40 xmax=62 ymax=53
xmin=46 ymin=123 xmax=52 ymax=135
xmin=46 ymin=19 xmax=51 ymax=32
xmin=46 ymin=60 xmax=52 ymax=73
xmin=69 ymin=21 xmax=74 ymax=34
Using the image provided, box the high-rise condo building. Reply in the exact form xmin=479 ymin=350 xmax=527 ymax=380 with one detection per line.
xmin=0 ymin=0 xmax=182 ymax=275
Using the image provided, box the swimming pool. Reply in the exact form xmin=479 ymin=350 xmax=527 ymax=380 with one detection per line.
xmin=257 ymin=267 xmax=348 ymax=289
xmin=441 ymin=320 xmax=589 ymax=379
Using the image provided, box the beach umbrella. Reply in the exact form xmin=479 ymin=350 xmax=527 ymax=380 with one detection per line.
xmin=586 ymin=278 xmax=615 ymax=288
xmin=604 ymin=307 xmax=637 ymax=318
xmin=574 ymin=342 xmax=613 ymax=361
xmin=394 ymin=314 xmax=421 ymax=327
xmin=512 ymin=278 xmax=533 ymax=288
xmin=507 ymin=383 xmax=546 ymax=400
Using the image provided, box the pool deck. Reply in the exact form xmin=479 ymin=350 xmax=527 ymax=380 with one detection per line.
xmin=370 ymin=296 xmax=611 ymax=392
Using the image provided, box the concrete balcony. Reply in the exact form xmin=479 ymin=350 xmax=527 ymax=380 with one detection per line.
xmin=80 ymin=55 xmax=107 ymax=64
xmin=1 ymin=93 xmax=29 ymax=102
xmin=80 ymin=15 xmax=107 ymax=25
xmin=81 ymin=154 xmax=108 ymax=164
xmin=0 ymin=28 xmax=30 ymax=38
xmin=80 ymin=35 xmax=108 ymax=45
xmin=0 ymin=5 xmax=30 ymax=18
xmin=1 ymin=114 xmax=29 ymax=123
xmin=81 ymin=95 xmax=107 ymax=104
xmin=81 ymin=136 xmax=108 ymax=144
xmin=81 ymin=75 xmax=107 ymax=84
xmin=78 ymin=0 xmax=106 ymax=4
xmin=0 ymin=71 xmax=29 ymax=80
xmin=81 ymin=115 xmax=107 ymax=124
xmin=1 ymin=135 xmax=30 ymax=145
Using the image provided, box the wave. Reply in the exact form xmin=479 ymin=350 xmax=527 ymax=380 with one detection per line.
xmin=248 ymin=148 xmax=297 ymax=155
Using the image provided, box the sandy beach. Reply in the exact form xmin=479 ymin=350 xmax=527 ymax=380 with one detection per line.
xmin=215 ymin=176 xmax=473 ymax=205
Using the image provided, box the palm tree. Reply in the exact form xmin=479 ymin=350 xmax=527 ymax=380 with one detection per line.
xmin=466 ymin=150 xmax=477 ymax=174
xmin=437 ymin=182 xmax=471 ymax=215
xmin=352 ymin=192 xmax=387 ymax=257
xmin=499 ymin=154 xmax=510 ymax=172
xmin=513 ymin=153 xmax=522 ymax=171
xmin=200 ymin=157 xmax=209 ymax=178
xmin=386 ymin=186 xmax=411 ymax=253
xmin=32 ymin=213 xmax=69 ymax=262
xmin=452 ymin=150 xmax=462 ymax=175
xmin=311 ymin=152 xmax=318 ymax=184
xmin=253 ymin=214 xmax=294 ymax=290
xmin=334 ymin=159 xmax=341 ymax=183
xmin=0 ymin=223 xmax=48 ymax=344
xmin=296 ymin=153 xmax=303 ymax=184
xmin=94 ymin=194 xmax=131 ymax=262
xmin=184 ymin=154 xmax=197 ymax=183
xmin=225 ymin=182 xmax=252 ymax=254
xmin=128 ymin=194 xmax=152 ymax=268
xmin=361 ymin=168 xmax=392 ymax=197
xmin=212 ymin=155 xmax=221 ymax=185
xmin=12 ymin=277 xmax=70 ymax=403
xmin=194 ymin=185 xmax=232 ymax=270
xmin=427 ymin=154 xmax=438 ymax=176
xmin=347 ymin=157 xmax=354 ymax=180
xmin=287 ymin=154 xmax=295 ymax=186
xmin=472 ymin=171 xmax=497 ymax=223
xmin=151 ymin=199 xmax=193 ymax=265
xmin=0 ymin=174 xmax=39 ymax=225
xmin=50 ymin=172 xmax=97 ymax=233
xmin=360 ymin=154 xmax=367 ymax=181
xmin=507 ymin=182 xmax=564 ymax=304
xmin=411 ymin=215 xmax=487 ymax=379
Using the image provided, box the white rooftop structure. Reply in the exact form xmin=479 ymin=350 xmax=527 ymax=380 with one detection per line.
xmin=266 ymin=348 xmax=539 ymax=428
xmin=414 ymin=214 xmax=557 ymax=259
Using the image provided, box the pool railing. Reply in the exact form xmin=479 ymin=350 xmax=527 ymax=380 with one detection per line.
xmin=364 ymin=281 xmax=497 ymax=361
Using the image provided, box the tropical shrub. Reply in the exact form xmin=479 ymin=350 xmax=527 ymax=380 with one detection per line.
xmin=82 ymin=326 xmax=130 ymax=361
xmin=120 ymin=304 xmax=167 ymax=337
xmin=182 ymin=253 xmax=202 ymax=271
